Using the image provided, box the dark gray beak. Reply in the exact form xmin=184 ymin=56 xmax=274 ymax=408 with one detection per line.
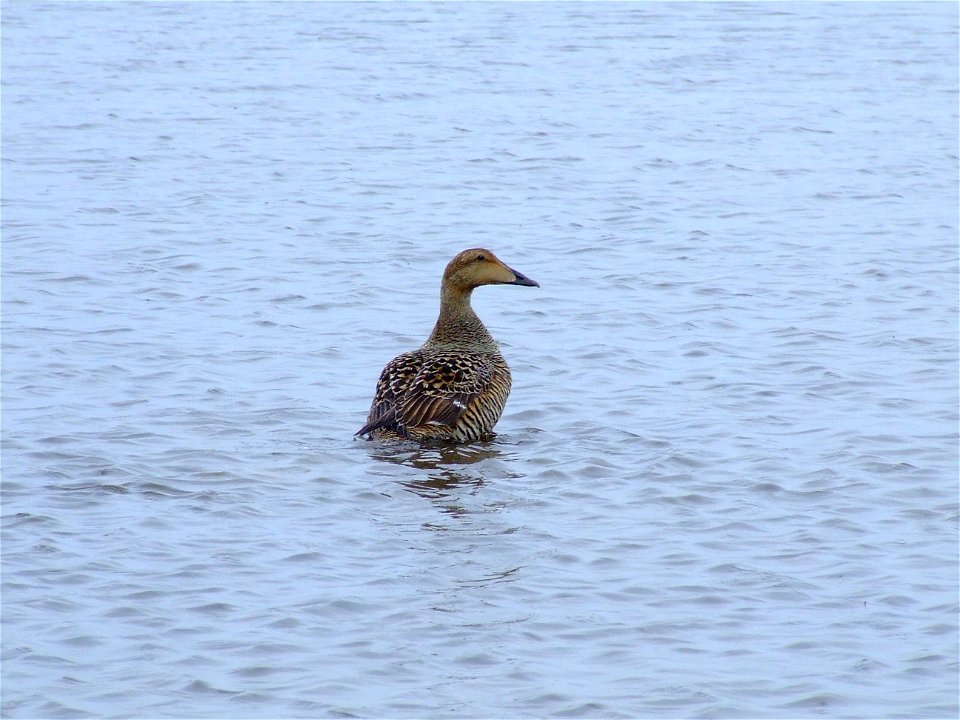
xmin=508 ymin=267 xmax=539 ymax=287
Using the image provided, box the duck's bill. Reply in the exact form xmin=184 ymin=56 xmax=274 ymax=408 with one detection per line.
xmin=507 ymin=268 xmax=539 ymax=287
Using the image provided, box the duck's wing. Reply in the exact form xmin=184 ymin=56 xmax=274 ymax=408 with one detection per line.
xmin=355 ymin=350 xmax=424 ymax=436
xmin=397 ymin=352 xmax=494 ymax=430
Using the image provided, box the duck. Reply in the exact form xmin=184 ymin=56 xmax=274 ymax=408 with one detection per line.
xmin=356 ymin=248 xmax=539 ymax=443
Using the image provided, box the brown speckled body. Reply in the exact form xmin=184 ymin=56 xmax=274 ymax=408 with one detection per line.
xmin=357 ymin=249 xmax=537 ymax=444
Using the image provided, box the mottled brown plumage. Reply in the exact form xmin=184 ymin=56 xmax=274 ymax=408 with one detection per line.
xmin=357 ymin=248 xmax=538 ymax=443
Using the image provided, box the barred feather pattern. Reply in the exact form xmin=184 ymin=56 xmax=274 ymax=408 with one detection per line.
xmin=358 ymin=347 xmax=512 ymax=443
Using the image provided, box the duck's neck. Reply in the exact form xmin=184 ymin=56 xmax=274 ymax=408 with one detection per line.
xmin=425 ymin=285 xmax=496 ymax=348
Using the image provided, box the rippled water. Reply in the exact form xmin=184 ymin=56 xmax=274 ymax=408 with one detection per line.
xmin=2 ymin=3 xmax=958 ymax=718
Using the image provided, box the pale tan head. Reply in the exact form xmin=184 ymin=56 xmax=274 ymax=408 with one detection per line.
xmin=442 ymin=248 xmax=539 ymax=291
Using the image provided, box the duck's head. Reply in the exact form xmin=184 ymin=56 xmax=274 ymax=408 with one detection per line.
xmin=443 ymin=248 xmax=539 ymax=291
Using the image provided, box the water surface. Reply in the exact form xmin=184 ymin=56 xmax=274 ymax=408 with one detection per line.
xmin=2 ymin=3 xmax=958 ymax=718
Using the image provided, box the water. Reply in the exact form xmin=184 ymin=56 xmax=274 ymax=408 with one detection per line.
xmin=2 ymin=2 xmax=957 ymax=718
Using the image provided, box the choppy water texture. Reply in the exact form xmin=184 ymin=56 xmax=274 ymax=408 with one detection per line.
xmin=2 ymin=3 xmax=958 ymax=718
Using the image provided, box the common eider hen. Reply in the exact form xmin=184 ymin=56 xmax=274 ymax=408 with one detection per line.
xmin=356 ymin=248 xmax=539 ymax=443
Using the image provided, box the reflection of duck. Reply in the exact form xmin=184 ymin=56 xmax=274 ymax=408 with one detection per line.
xmin=370 ymin=442 xmax=507 ymax=506
xmin=403 ymin=472 xmax=482 ymax=510
xmin=357 ymin=249 xmax=538 ymax=443
xmin=369 ymin=440 xmax=505 ymax=470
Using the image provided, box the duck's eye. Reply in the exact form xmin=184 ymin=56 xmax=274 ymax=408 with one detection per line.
xmin=475 ymin=254 xmax=486 ymax=262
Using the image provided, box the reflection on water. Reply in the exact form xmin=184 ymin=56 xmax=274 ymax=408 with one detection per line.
xmin=367 ymin=439 xmax=507 ymax=471
xmin=366 ymin=440 xmax=514 ymax=513
xmin=404 ymin=474 xmax=482 ymax=510
xmin=456 ymin=564 xmax=522 ymax=588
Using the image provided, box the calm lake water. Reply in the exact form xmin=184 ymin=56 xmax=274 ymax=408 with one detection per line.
xmin=2 ymin=2 xmax=958 ymax=718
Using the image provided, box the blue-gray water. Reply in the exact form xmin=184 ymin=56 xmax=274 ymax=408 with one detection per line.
xmin=2 ymin=3 xmax=958 ymax=718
